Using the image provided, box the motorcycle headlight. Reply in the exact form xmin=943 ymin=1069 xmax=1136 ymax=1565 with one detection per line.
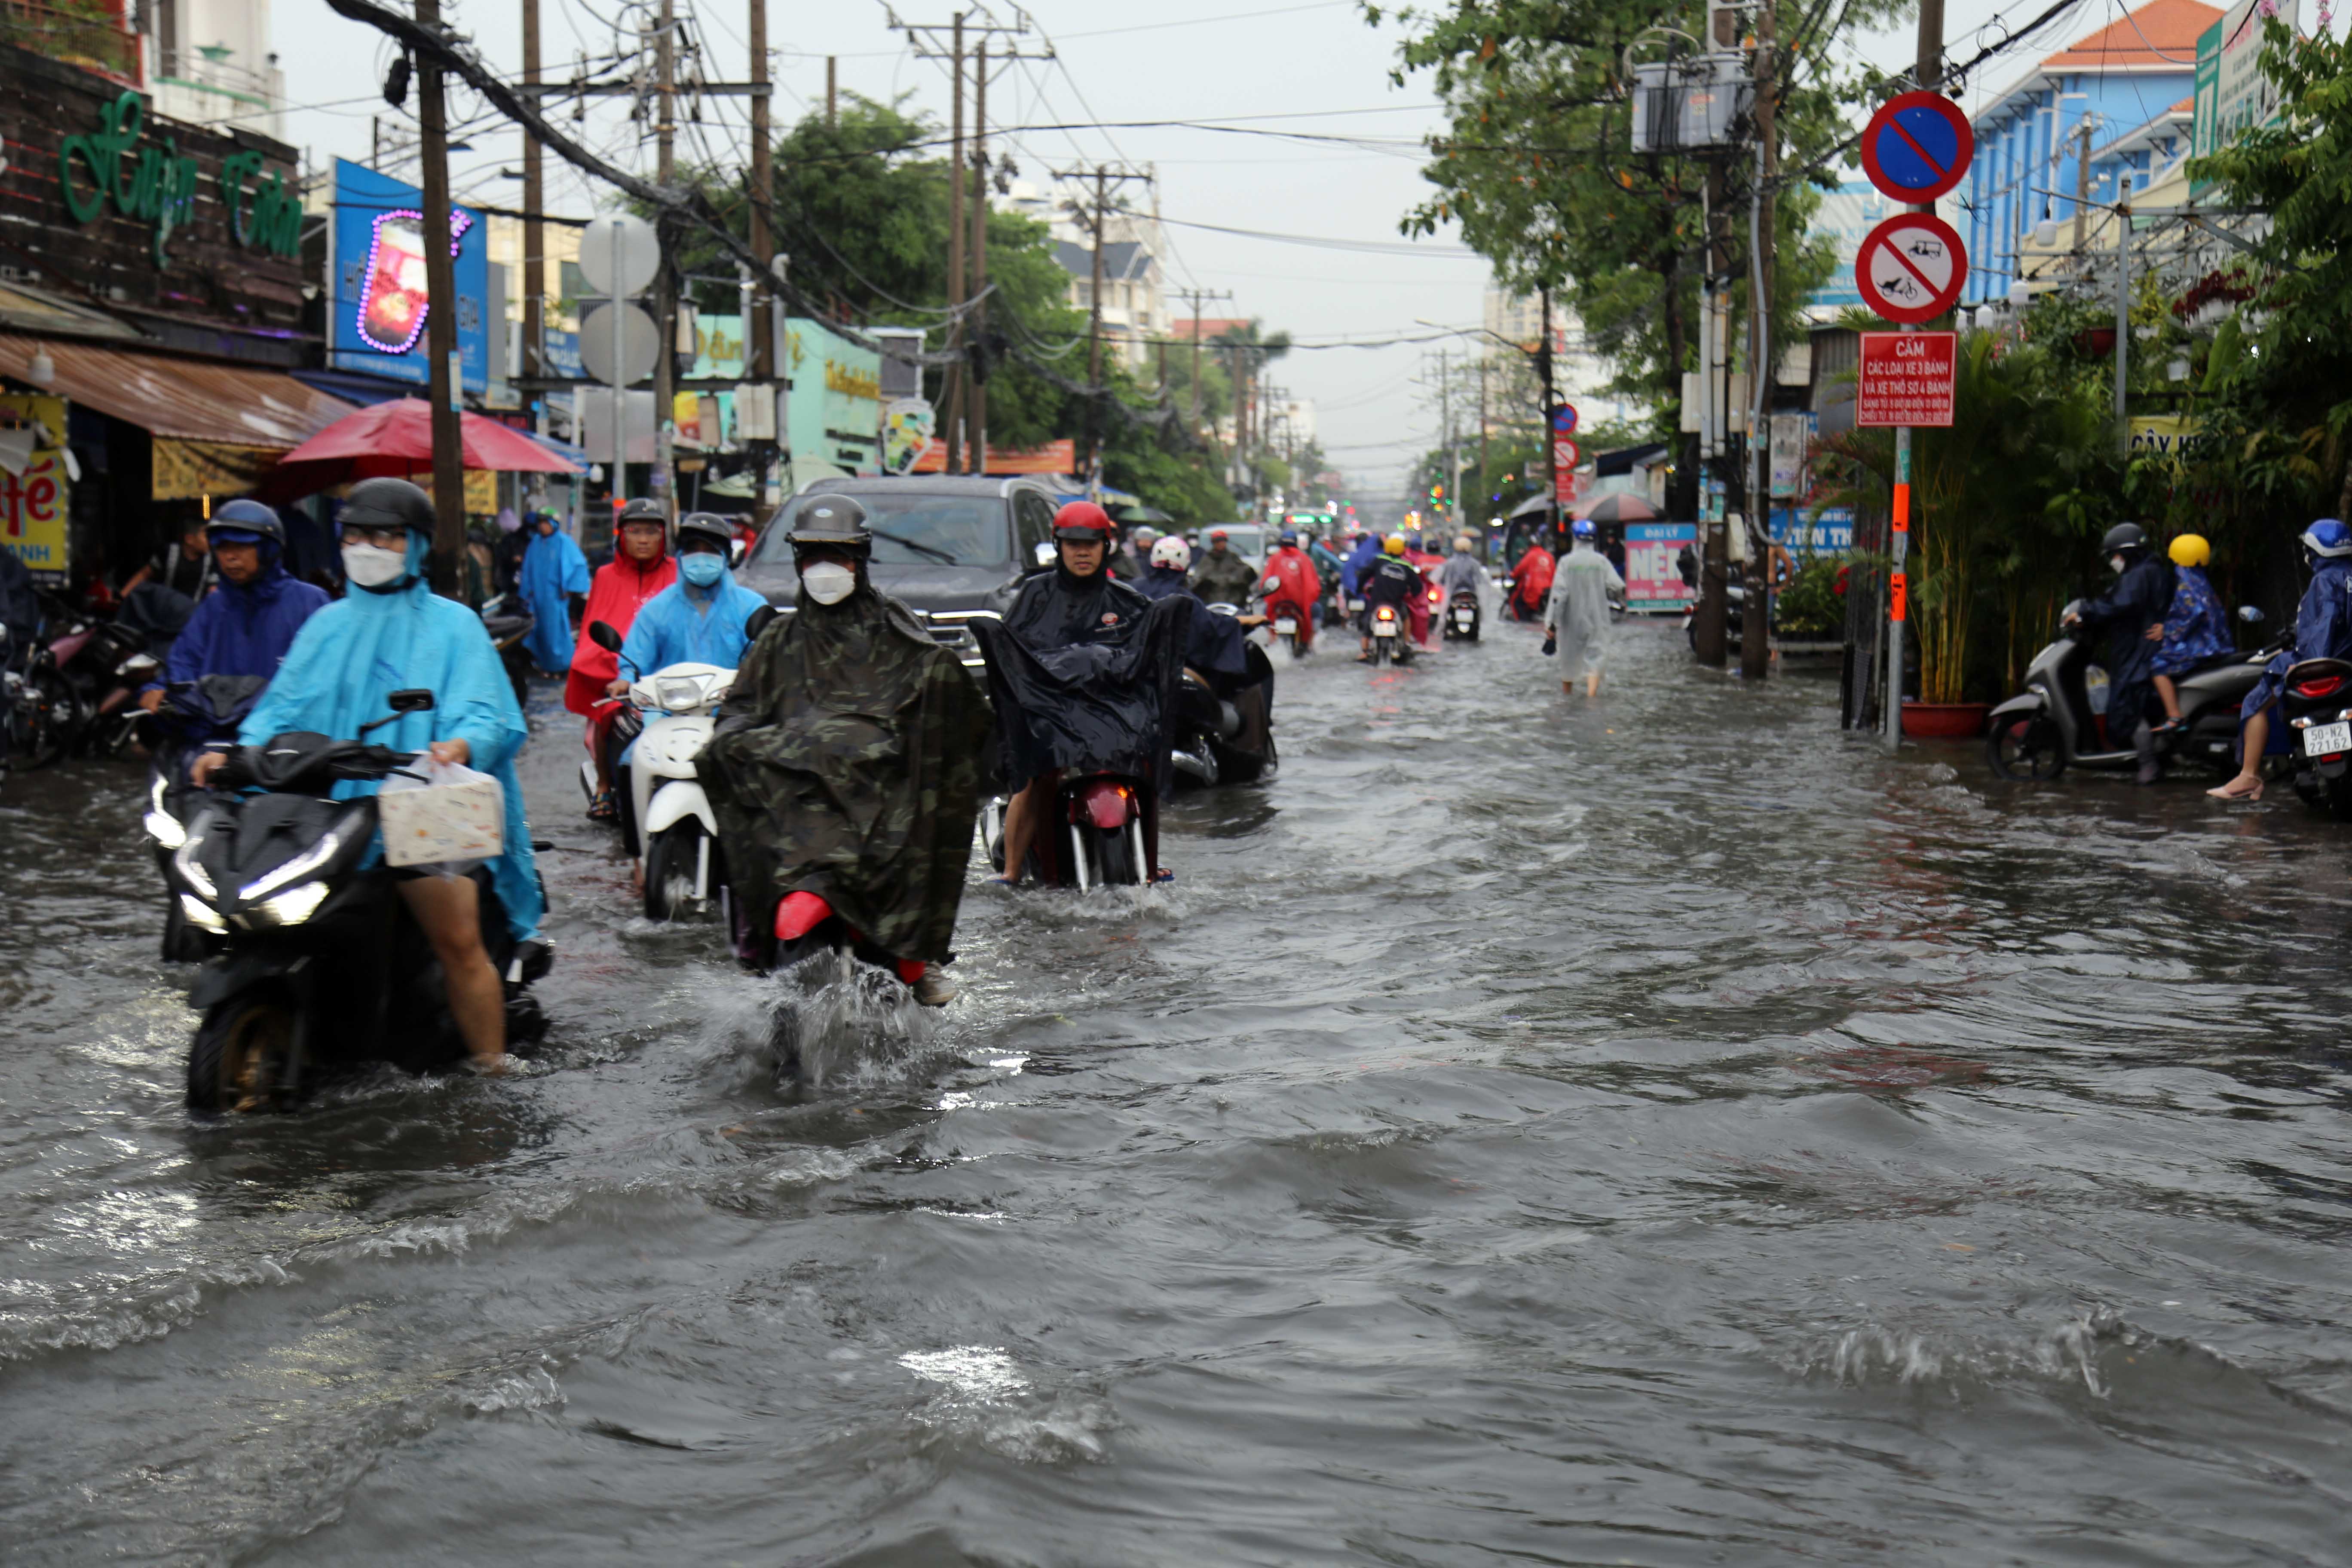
xmin=179 ymin=893 xmax=227 ymax=934
xmin=172 ymin=835 xmax=215 ymax=900
xmin=657 ymin=677 xmax=704 ymax=711
xmin=241 ymin=831 xmax=343 ymax=903
xmin=144 ymin=775 xmax=185 ymax=848
xmin=256 ymin=880 xmax=329 ymax=927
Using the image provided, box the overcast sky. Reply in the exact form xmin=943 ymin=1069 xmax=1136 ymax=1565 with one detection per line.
xmin=274 ymin=0 xmax=2206 ymax=508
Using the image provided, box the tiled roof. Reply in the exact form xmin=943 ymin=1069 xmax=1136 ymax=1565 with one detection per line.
xmin=2043 ymin=0 xmax=2220 ymax=69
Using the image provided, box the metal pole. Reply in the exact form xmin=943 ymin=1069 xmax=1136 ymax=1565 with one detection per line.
xmin=416 ymin=0 xmax=466 ymax=593
xmin=610 ymin=218 xmax=627 ymax=507
xmin=943 ymin=13 xmax=965 ymax=473
xmin=652 ymin=0 xmax=675 ymax=519
xmin=522 ymin=0 xmax=544 ymax=388
xmin=747 ymin=0 xmax=773 ymax=512
xmin=1886 ymin=425 xmax=1910 ymax=750
xmin=1082 ymin=166 xmax=1107 ymax=477
xmin=2115 ymin=173 xmax=2132 ymax=432
xmin=968 ymin=40 xmax=988 ymax=472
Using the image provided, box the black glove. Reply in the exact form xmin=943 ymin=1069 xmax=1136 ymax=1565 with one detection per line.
xmin=1541 ymin=635 xmax=1557 ymax=656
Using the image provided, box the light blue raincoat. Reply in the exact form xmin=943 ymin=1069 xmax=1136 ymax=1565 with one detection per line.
xmin=518 ymin=524 xmax=591 ymax=673
xmin=615 ymin=570 xmax=769 ymax=683
xmin=239 ymin=534 xmax=545 ymax=939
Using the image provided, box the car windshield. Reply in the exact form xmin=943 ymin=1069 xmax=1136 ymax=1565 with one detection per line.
xmin=753 ymin=493 xmax=1009 ymax=568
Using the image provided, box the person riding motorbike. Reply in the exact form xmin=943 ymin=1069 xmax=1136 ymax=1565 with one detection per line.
xmin=1136 ymin=533 xmax=1255 ymax=684
xmin=983 ymin=501 xmax=1190 ymax=882
xmin=609 ymin=512 xmax=768 ymax=697
xmin=2211 ymin=518 xmax=2352 ymax=801
xmin=518 ymin=509 xmax=591 ymax=676
xmin=2152 ymin=533 xmax=2230 ymax=735
xmin=1357 ymin=534 xmax=1423 ymax=661
xmin=1259 ymin=528 xmax=1322 ymax=652
xmin=566 ymin=499 xmax=676 ymax=818
xmin=2063 ymin=522 xmax=2171 ymax=784
xmin=702 ymin=495 xmax=989 ymax=1004
xmin=1437 ymin=533 xmax=1483 ymax=602
xmin=1190 ymin=527 xmax=1260 ymax=606
xmin=137 ymin=500 xmax=329 ymax=725
xmin=1508 ymin=537 xmax=1556 ymax=621
xmin=1111 ymin=524 xmax=1157 ymax=581
xmin=189 ymin=478 xmax=544 ymax=1072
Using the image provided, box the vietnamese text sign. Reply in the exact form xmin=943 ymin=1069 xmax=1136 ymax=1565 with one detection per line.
xmin=1856 ymin=213 xmax=1966 ymax=325
xmin=1770 ymin=505 xmax=1854 ymax=555
xmin=1857 ymin=333 xmax=1957 ymax=427
xmin=0 ymin=395 xmax=70 ymax=585
xmin=1623 ymin=520 xmax=1696 ymax=609
xmin=2193 ymin=0 xmax=2298 ymax=196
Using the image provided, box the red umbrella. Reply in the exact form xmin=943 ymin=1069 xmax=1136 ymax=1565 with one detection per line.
xmin=263 ymin=397 xmax=579 ymax=499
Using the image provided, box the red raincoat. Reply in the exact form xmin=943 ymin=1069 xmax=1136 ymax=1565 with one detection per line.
xmin=1510 ymin=545 xmax=1556 ymax=619
xmin=1260 ymin=545 xmax=1322 ymax=649
xmin=564 ymin=549 xmax=679 ymax=716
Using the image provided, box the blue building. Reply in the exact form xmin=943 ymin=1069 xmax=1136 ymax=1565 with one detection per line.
xmin=1963 ymin=0 xmax=2216 ymax=304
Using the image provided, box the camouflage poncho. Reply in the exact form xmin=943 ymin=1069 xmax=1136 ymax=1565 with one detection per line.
xmin=702 ymin=585 xmax=989 ymax=962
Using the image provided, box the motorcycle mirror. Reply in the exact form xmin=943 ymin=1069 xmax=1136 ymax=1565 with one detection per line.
xmin=2238 ymin=604 xmax=2265 ymax=623
xmin=387 ymin=689 xmax=435 ymax=714
xmin=744 ymin=604 xmax=778 ymax=642
xmin=1033 ymin=540 xmax=1056 ymax=567
xmin=588 ymin=620 xmax=625 ymax=652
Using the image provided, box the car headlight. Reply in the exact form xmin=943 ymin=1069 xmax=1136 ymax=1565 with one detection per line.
xmin=257 ymin=880 xmax=330 ymax=927
xmin=179 ymin=893 xmax=227 ymax=934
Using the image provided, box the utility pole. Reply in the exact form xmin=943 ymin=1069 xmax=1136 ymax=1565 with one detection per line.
xmin=944 ymin=12 xmax=965 ymax=472
xmin=2072 ymin=113 xmax=2093 ymax=254
xmin=747 ymin=0 xmax=776 ymax=515
xmin=2114 ymin=172 xmax=2132 ymax=432
xmin=826 ymin=55 xmax=836 ymax=126
xmin=1052 ymin=163 xmax=1151 ymax=481
xmin=1537 ymin=286 xmax=1558 ymax=542
xmin=1692 ymin=168 xmax=1730 ymax=669
xmin=522 ymin=0 xmax=544 ymax=406
xmin=1175 ymin=285 xmax=1232 ymax=437
xmin=968 ymin=40 xmax=988 ymax=471
xmin=1887 ymin=0 xmax=1945 ymax=747
xmin=1741 ymin=0 xmax=1777 ymax=683
xmin=416 ymin=0 xmax=466 ymax=591
xmin=652 ymin=0 xmax=677 ymax=519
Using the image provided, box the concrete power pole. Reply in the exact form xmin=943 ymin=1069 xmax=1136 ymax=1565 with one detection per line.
xmin=944 ymin=12 xmax=964 ymax=472
xmin=747 ymin=0 xmax=776 ymax=515
xmin=1741 ymin=0 xmax=1777 ymax=683
xmin=416 ymin=0 xmax=466 ymax=591
xmin=968 ymin=40 xmax=987 ymax=471
xmin=1053 ymin=164 xmax=1148 ymax=481
xmin=651 ymin=0 xmax=677 ymax=520
xmin=521 ymin=0 xmax=544 ymax=405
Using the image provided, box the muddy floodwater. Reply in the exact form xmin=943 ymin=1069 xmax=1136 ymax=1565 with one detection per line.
xmin=3 ymin=617 xmax=2348 ymax=1566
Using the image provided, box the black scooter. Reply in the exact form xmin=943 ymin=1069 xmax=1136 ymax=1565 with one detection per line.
xmin=168 ymin=690 xmax=550 ymax=1113
xmin=1443 ymin=589 xmax=1481 ymax=642
xmin=1985 ymin=602 xmax=2275 ymax=781
xmin=2280 ymin=658 xmax=2352 ymax=818
xmin=144 ymin=674 xmax=270 ymax=963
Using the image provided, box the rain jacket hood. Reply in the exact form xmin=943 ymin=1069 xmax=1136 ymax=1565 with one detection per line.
xmin=703 ymin=583 xmax=989 ymax=962
xmin=616 ymin=569 xmax=769 ymax=682
xmin=565 ymin=549 xmax=677 ymax=714
xmin=237 ymin=574 xmax=543 ymax=938
xmin=152 ymin=549 xmax=329 ymax=694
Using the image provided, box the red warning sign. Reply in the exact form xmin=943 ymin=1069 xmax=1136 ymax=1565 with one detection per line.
xmin=1857 ymin=332 xmax=1957 ymax=428
xmin=1854 ymin=213 xmax=1967 ymax=327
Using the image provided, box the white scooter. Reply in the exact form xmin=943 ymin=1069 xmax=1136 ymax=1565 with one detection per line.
xmin=587 ymin=620 xmax=744 ymax=922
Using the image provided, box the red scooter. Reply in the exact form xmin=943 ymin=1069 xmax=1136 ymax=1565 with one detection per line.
xmin=984 ymin=772 xmax=1155 ymax=888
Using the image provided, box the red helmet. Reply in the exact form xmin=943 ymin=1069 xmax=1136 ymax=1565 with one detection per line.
xmin=1053 ymin=500 xmax=1115 ymax=542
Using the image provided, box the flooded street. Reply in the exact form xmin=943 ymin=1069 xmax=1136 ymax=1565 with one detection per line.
xmin=3 ymin=616 xmax=2349 ymax=1566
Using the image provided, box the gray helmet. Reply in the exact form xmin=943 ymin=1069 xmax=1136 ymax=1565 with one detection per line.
xmin=342 ymin=477 xmax=435 ymax=536
xmin=787 ymin=493 xmax=872 ymax=554
xmin=2101 ymin=522 xmax=2148 ymax=557
xmin=616 ymin=498 xmax=667 ymax=530
xmin=676 ymin=511 xmax=735 ymax=555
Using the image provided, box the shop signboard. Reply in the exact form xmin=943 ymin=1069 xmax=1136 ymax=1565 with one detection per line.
xmin=2127 ymin=413 xmax=2212 ymax=462
xmin=1769 ymin=411 xmax=1817 ymax=498
xmin=1769 ymin=506 xmax=1854 ymax=555
xmin=328 ymin=159 xmax=490 ymax=393
xmin=1623 ymin=521 xmax=1697 ymax=610
xmin=785 ymin=317 xmax=881 ymax=474
xmin=2193 ymin=0 xmax=2299 ymax=197
xmin=0 ymin=395 xmax=71 ymax=584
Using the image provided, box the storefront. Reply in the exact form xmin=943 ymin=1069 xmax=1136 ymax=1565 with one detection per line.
xmin=0 ymin=43 xmax=349 ymax=589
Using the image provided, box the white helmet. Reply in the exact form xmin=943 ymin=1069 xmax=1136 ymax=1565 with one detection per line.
xmin=1150 ymin=535 xmax=1192 ymax=570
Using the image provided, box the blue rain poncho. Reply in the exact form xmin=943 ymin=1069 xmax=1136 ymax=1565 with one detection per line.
xmin=2151 ymin=564 xmax=2229 ymax=677
xmin=148 ymin=541 xmax=329 ymax=695
xmin=2243 ymin=557 xmax=2352 ymax=724
xmin=238 ymin=533 xmax=544 ymax=939
xmin=518 ymin=524 xmax=591 ymax=672
xmin=615 ymin=570 xmax=769 ymax=682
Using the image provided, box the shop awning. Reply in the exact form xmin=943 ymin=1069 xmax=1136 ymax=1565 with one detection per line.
xmin=0 ymin=334 xmax=356 ymax=451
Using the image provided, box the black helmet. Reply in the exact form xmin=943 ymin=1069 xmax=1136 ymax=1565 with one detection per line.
xmin=787 ymin=493 xmax=872 ymax=554
xmin=616 ymin=498 xmax=667 ymax=530
xmin=676 ymin=511 xmax=735 ymax=555
xmin=205 ymin=498 xmax=284 ymax=548
xmin=342 ymin=477 xmax=436 ymax=536
xmin=2101 ymin=522 xmax=2148 ymax=556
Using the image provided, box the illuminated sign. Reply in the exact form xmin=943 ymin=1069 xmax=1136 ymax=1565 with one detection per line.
xmin=328 ymin=159 xmax=488 ymax=393
xmin=355 ymin=206 xmax=475 ymax=354
xmin=57 ymin=91 xmax=198 ymax=267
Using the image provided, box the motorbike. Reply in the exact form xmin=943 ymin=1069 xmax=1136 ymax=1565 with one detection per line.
xmin=168 ymin=689 xmax=551 ymax=1114
xmin=577 ymin=693 xmax=644 ymax=853
xmin=478 ymin=591 xmax=536 ymax=710
xmin=1171 ymin=631 xmax=1279 ymax=791
xmin=2280 ymin=658 xmax=2352 ymax=818
xmin=1364 ymin=601 xmax=1412 ymax=666
xmin=1443 ymin=588 xmax=1481 ymax=642
xmin=143 ymin=674 xmax=270 ymax=963
xmin=587 ymin=616 xmax=766 ymax=922
xmin=1259 ymin=581 xmax=1314 ymax=658
xmin=983 ymin=772 xmax=1155 ymax=889
xmin=1985 ymin=602 xmax=2274 ymax=782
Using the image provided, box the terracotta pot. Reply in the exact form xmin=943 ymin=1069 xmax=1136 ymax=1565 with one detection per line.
xmin=1902 ymin=701 xmax=1992 ymax=738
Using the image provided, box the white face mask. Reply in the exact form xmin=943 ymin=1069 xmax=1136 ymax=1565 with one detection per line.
xmin=799 ymin=561 xmax=855 ymax=606
xmin=2109 ymin=554 xmax=2127 ymax=576
xmin=342 ymin=542 xmax=409 ymax=588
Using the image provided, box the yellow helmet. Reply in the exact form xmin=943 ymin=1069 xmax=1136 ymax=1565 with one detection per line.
xmin=1383 ymin=534 xmax=1408 ymax=556
xmin=2168 ymin=533 xmax=2210 ymax=567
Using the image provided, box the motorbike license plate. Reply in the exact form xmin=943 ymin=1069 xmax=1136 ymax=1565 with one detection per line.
xmin=1373 ymin=619 xmax=1397 ymax=637
xmin=2303 ymin=721 xmax=2352 ymax=757
xmin=1275 ymin=619 xmax=1298 ymax=635
xmin=1454 ymin=610 xmax=1473 ymax=626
